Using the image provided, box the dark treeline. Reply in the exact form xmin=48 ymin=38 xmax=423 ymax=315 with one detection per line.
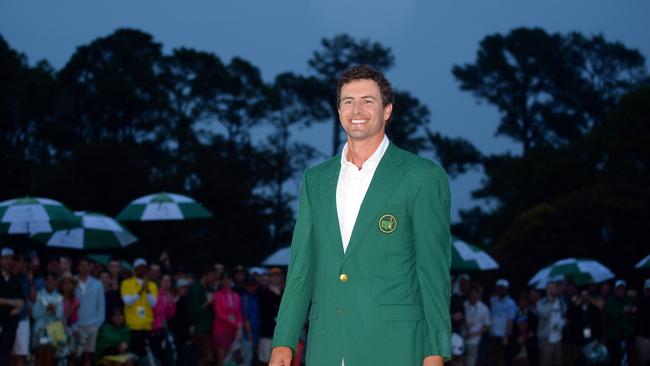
xmin=1 ymin=28 xmax=649 ymax=286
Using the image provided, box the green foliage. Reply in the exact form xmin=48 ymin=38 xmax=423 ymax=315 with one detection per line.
xmin=453 ymin=27 xmax=647 ymax=155
xmin=426 ymin=130 xmax=482 ymax=178
xmin=449 ymin=28 xmax=649 ymax=284
xmin=0 ymin=29 xmax=434 ymax=266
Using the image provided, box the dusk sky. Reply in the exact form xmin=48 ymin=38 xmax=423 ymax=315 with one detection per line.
xmin=2 ymin=0 xmax=649 ymax=221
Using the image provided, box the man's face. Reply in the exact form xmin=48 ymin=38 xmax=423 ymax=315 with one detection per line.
xmin=338 ymin=79 xmax=392 ymax=143
xmin=270 ymin=273 xmax=283 ymax=287
xmin=178 ymin=286 xmax=189 ymax=296
xmin=529 ymin=289 xmax=541 ymax=303
xmin=149 ymin=264 xmax=161 ymax=281
xmin=108 ymin=261 xmax=120 ymax=277
xmin=0 ymin=255 xmax=13 ymax=272
xmin=459 ymin=278 xmax=470 ymax=294
xmin=45 ymin=275 xmax=57 ymax=291
xmin=78 ymin=260 xmax=90 ymax=276
xmin=615 ymin=285 xmax=626 ymax=298
xmin=99 ymin=272 xmax=111 ymax=289
xmin=234 ymin=271 xmax=246 ymax=284
xmin=214 ymin=263 xmax=224 ymax=276
xmin=546 ymin=283 xmax=557 ymax=298
xmin=496 ymin=285 xmax=507 ymax=297
xmin=47 ymin=259 xmax=60 ymax=274
xmin=580 ymin=290 xmax=590 ymax=304
xmin=111 ymin=311 xmax=125 ymax=327
xmin=60 ymin=257 xmax=71 ymax=272
xmin=518 ymin=297 xmax=528 ymax=309
xmin=205 ymin=270 xmax=218 ymax=287
xmin=469 ymin=289 xmax=480 ymax=303
xmin=134 ymin=265 xmax=147 ymax=278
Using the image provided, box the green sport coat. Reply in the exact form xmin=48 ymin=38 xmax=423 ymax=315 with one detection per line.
xmin=272 ymin=143 xmax=451 ymax=366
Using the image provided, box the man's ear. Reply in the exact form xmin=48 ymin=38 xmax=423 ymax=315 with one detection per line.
xmin=384 ymin=103 xmax=393 ymax=122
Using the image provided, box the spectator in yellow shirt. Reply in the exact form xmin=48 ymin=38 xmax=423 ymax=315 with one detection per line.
xmin=120 ymin=258 xmax=157 ymax=359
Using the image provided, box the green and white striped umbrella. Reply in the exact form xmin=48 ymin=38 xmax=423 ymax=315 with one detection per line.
xmin=635 ymin=254 xmax=650 ymax=270
xmin=263 ymin=246 xmax=291 ymax=266
xmin=31 ymin=211 xmax=137 ymax=250
xmin=117 ymin=192 xmax=213 ymax=221
xmin=451 ymin=238 xmax=499 ymax=271
xmin=0 ymin=197 xmax=78 ymax=235
xmin=528 ymin=258 xmax=615 ymax=289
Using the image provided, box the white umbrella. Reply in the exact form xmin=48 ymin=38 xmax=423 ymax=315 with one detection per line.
xmin=117 ymin=192 xmax=213 ymax=221
xmin=31 ymin=211 xmax=138 ymax=250
xmin=0 ymin=197 xmax=78 ymax=235
xmin=452 ymin=238 xmax=499 ymax=271
xmin=263 ymin=246 xmax=291 ymax=266
xmin=635 ymin=254 xmax=650 ymax=270
xmin=528 ymin=258 xmax=615 ymax=289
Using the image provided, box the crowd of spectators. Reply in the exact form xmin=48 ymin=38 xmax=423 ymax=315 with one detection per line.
xmin=449 ymin=275 xmax=649 ymax=366
xmin=1 ymin=246 xmax=648 ymax=366
xmin=0 ymin=247 xmax=290 ymax=366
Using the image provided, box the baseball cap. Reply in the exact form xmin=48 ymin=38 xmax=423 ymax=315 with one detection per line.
xmin=614 ymin=279 xmax=627 ymax=288
xmin=496 ymin=278 xmax=509 ymax=288
xmin=133 ymin=258 xmax=147 ymax=268
xmin=249 ymin=267 xmax=268 ymax=275
xmin=176 ymin=278 xmax=190 ymax=288
xmin=1 ymin=247 xmax=14 ymax=257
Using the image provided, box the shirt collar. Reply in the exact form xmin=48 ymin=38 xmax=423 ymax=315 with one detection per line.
xmin=340 ymin=135 xmax=389 ymax=168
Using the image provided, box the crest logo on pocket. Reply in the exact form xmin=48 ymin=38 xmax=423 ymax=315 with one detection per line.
xmin=378 ymin=214 xmax=397 ymax=234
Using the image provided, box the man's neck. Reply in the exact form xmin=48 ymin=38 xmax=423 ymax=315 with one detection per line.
xmin=345 ymin=133 xmax=385 ymax=169
xmin=79 ymin=273 xmax=89 ymax=282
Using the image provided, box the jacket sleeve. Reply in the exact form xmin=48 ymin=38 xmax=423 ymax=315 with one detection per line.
xmin=271 ymin=172 xmax=315 ymax=352
xmin=412 ymin=164 xmax=452 ymax=360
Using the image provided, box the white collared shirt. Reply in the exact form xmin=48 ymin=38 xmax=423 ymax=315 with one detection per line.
xmin=336 ymin=135 xmax=389 ymax=252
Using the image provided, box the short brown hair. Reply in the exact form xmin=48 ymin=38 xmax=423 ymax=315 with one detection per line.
xmin=336 ymin=65 xmax=394 ymax=107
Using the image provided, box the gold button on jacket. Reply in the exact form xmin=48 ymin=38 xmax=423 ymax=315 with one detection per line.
xmin=339 ymin=273 xmax=349 ymax=282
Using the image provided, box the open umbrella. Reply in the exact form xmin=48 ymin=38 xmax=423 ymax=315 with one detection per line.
xmin=452 ymin=238 xmax=499 ymax=271
xmin=31 ymin=211 xmax=138 ymax=250
xmin=528 ymin=258 xmax=615 ymax=289
xmin=262 ymin=246 xmax=291 ymax=266
xmin=0 ymin=197 xmax=78 ymax=235
xmin=117 ymin=192 xmax=213 ymax=221
xmin=635 ymin=254 xmax=650 ymax=270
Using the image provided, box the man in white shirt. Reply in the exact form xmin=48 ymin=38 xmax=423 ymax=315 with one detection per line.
xmin=464 ymin=285 xmax=490 ymax=366
xmin=270 ymin=65 xmax=451 ymax=366
xmin=489 ymin=279 xmax=517 ymax=366
xmin=537 ymin=282 xmax=566 ymax=366
xmin=75 ymin=257 xmax=105 ymax=366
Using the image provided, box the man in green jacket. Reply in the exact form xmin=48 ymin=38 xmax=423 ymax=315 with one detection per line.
xmin=188 ymin=267 xmax=216 ymax=366
xmin=270 ymin=65 xmax=451 ymax=366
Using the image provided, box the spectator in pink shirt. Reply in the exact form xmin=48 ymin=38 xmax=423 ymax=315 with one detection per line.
xmin=213 ymin=274 xmax=243 ymax=366
xmin=152 ymin=274 xmax=176 ymax=365
xmin=152 ymin=274 xmax=176 ymax=331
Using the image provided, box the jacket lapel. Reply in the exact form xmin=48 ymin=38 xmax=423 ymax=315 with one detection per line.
xmin=318 ymin=157 xmax=344 ymax=259
xmin=343 ymin=144 xmax=406 ymax=261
